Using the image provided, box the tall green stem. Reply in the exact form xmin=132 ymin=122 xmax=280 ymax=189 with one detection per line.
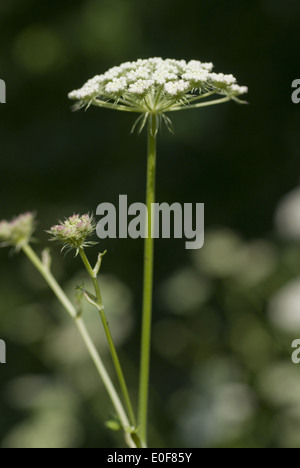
xmin=79 ymin=248 xmax=136 ymax=428
xmin=22 ymin=244 xmax=137 ymax=448
xmin=138 ymin=114 xmax=158 ymax=447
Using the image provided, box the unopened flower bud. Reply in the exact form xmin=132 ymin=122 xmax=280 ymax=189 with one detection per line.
xmin=0 ymin=212 xmax=36 ymax=249
xmin=48 ymin=214 xmax=96 ymax=253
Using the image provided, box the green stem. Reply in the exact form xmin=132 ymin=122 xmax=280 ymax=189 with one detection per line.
xmin=138 ymin=114 xmax=157 ymax=447
xmin=159 ymin=91 xmax=218 ymax=113
xmin=186 ymin=90 xmax=218 ymax=104
xmin=79 ymin=248 xmax=136 ymax=428
xmin=22 ymin=244 xmax=136 ymax=448
xmin=92 ymin=99 xmax=143 ymax=113
xmin=169 ymin=95 xmax=231 ymax=111
xmin=23 ymin=244 xmax=76 ymax=320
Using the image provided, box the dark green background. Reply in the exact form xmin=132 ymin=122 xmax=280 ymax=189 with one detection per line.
xmin=0 ymin=0 xmax=300 ymax=448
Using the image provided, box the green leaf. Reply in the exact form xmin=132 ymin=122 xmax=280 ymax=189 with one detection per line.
xmin=93 ymin=250 xmax=107 ymax=276
xmin=105 ymin=420 xmax=122 ymax=432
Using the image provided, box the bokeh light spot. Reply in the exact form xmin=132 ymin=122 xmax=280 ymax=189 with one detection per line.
xmin=13 ymin=25 xmax=64 ymax=74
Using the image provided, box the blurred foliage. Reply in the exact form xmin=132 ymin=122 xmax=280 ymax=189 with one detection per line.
xmin=1 ymin=0 xmax=300 ymax=448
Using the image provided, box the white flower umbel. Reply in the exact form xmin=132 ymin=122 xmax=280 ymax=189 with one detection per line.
xmin=68 ymin=57 xmax=248 ymax=132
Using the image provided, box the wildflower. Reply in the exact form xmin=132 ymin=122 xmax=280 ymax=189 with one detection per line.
xmin=0 ymin=212 xmax=36 ymax=250
xmin=48 ymin=214 xmax=96 ymax=254
xmin=66 ymin=56 xmax=249 ymax=448
xmin=68 ymin=57 xmax=248 ymax=131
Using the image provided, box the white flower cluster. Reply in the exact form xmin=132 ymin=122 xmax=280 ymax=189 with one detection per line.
xmin=69 ymin=57 xmax=248 ymax=112
xmin=164 ymin=79 xmax=191 ymax=96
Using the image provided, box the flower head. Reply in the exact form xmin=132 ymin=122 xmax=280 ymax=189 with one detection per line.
xmin=48 ymin=214 xmax=97 ymax=254
xmin=68 ymin=57 xmax=248 ymax=130
xmin=0 ymin=212 xmax=36 ymax=250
